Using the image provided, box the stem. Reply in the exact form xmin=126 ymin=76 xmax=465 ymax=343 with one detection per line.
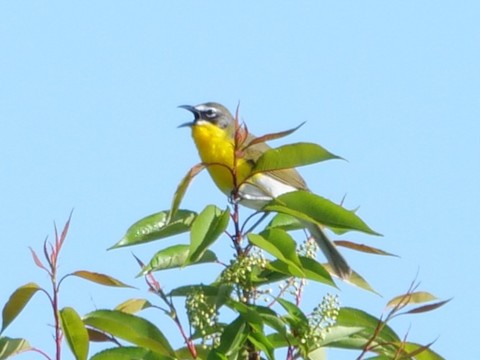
xmin=51 ymin=265 xmax=62 ymax=360
xmin=30 ymin=347 xmax=53 ymax=360
xmin=146 ymin=274 xmax=197 ymax=358
xmin=356 ymin=281 xmax=419 ymax=359
xmin=241 ymin=212 xmax=269 ymax=236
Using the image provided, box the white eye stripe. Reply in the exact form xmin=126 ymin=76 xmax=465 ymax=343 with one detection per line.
xmin=195 ymin=104 xmax=216 ymax=113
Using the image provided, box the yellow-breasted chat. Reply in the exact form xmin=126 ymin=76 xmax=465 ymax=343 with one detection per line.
xmin=179 ymin=102 xmax=351 ymax=279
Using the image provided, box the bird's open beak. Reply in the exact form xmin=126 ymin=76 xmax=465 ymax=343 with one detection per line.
xmin=178 ymin=105 xmax=198 ymax=128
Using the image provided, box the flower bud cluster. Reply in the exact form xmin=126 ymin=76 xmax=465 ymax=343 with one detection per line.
xmin=220 ymin=249 xmax=268 ymax=300
xmin=299 ymin=293 xmax=340 ymax=349
xmin=185 ymin=288 xmax=220 ymax=348
xmin=299 ymin=238 xmax=318 ymax=259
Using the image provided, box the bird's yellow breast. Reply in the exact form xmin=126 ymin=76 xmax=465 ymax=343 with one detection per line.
xmin=191 ymin=122 xmax=251 ymax=195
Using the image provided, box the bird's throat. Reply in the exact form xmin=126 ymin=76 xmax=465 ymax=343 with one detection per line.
xmin=191 ymin=123 xmax=251 ymax=196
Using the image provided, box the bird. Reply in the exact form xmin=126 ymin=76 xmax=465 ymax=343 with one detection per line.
xmin=179 ymin=102 xmax=351 ymax=279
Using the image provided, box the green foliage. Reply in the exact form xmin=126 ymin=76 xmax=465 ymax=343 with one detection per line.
xmin=60 ymin=307 xmax=89 ymax=360
xmin=1 ymin=283 xmax=40 ymax=333
xmin=0 ymin=121 xmax=447 ymax=360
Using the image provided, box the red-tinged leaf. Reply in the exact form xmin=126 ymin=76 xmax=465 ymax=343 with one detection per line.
xmin=234 ymin=103 xmax=241 ymax=133
xmin=401 ymin=299 xmax=451 ymax=316
xmin=60 ymin=307 xmax=89 ymax=360
xmin=43 ymin=237 xmax=53 ymax=269
xmin=87 ymin=328 xmax=114 ymax=343
xmin=115 ymin=298 xmax=153 ymax=314
xmin=243 ymin=122 xmax=306 ymax=149
xmin=71 ymin=271 xmax=133 ymax=288
xmin=169 ymin=163 xmax=205 ymax=222
xmin=0 ymin=337 xmax=31 ymax=358
xmin=58 ymin=210 xmax=73 ymax=249
xmin=29 ymin=247 xmax=49 ymax=273
xmin=235 ymin=123 xmax=249 ymax=148
xmin=387 ymin=291 xmax=438 ymax=308
xmin=334 ymin=241 xmax=398 ymax=257
xmin=132 ymin=253 xmax=145 ymax=268
xmin=83 ymin=310 xmax=175 ymax=357
xmin=1 ymin=282 xmax=41 ymax=333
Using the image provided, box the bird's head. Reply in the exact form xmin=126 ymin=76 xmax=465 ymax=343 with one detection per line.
xmin=178 ymin=102 xmax=235 ymax=132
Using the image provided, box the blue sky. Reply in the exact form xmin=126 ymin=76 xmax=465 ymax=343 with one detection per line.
xmin=1 ymin=2 xmax=478 ymax=359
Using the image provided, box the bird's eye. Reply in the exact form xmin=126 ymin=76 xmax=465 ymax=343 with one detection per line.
xmin=205 ymin=109 xmax=216 ymax=118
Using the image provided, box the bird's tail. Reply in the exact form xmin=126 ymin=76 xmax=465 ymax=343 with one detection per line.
xmin=304 ymin=222 xmax=352 ymax=279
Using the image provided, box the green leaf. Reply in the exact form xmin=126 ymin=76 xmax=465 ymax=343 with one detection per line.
xmin=334 ymin=307 xmax=400 ymax=346
xmin=321 ymin=266 xmax=379 ymax=295
xmin=266 ymin=259 xmax=303 ymax=279
xmin=115 ymin=298 xmax=153 ymax=314
xmin=319 ymin=325 xmax=365 ymax=347
xmin=169 ymin=284 xmax=232 ymax=309
xmin=266 ymin=333 xmax=292 ymax=350
xmin=169 ymin=284 xmax=224 ymax=297
xmin=254 ymin=306 xmax=287 ymax=336
xmin=60 ymin=307 xmax=89 ymax=360
xmin=252 ymin=142 xmax=342 ymax=174
xmin=169 ymin=163 xmax=205 ymax=221
xmin=266 ymin=213 xmax=304 ymax=231
xmin=141 ymin=245 xmax=217 ymax=275
xmin=248 ymin=331 xmax=275 ymax=360
xmin=264 ymin=191 xmax=380 ymax=235
xmin=175 ymin=346 xmax=210 ymax=360
xmin=71 ymin=271 xmax=133 ymax=288
xmin=298 ymin=256 xmax=335 ymax=287
xmin=1 ymin=282 xmax=41 ymax=333
xmin=277 ymin=298 xmax=308 ymax=325
xmin=263 ymin=257 xmax=335 ymax=288
xmin=0 ymin=337 xmax=31 ymax=359
xmin=402 ymin=342 xmax=445 ymax=360
xmin=248 ymin=229 xmax=304 ymax=277
xmin=83 ymin=310 xmax=175 ymax=357
xmin=387 ymin=291 xmax=438 ymax=308
xmin=307 ymin=346 xmax=327 ymax=360
xmin=251 ymin=266 xmax=289 ymax=286
xmin=187 ymin=205 xmax=230 ymax=264
xmin=90 ymin=347 xmax=171 ymax=360
xmin=211 ymin=316 xmax=247 ymax=359
xmin=229 ymin=301 xmax=264 ymax=333
xmin=112 ymin=209 xmax=196 ymax=249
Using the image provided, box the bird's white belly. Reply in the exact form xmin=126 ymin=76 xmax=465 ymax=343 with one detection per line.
xmin=238 ymin=174 xmax=297 ymax=210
